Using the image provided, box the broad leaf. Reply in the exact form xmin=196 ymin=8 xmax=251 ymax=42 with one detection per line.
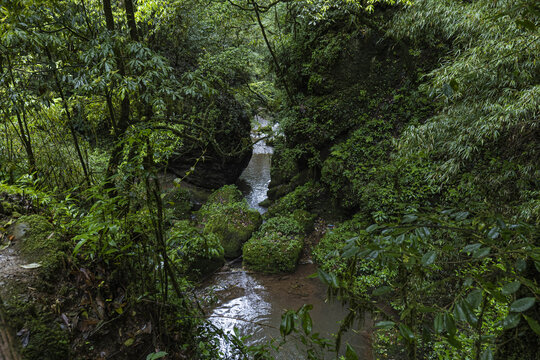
xmin=510 ymin=298 xmax=535 ymax=313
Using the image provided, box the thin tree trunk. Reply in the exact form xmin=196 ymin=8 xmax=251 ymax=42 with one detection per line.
xmin=4 ymin=54 xmax=37 ymax=174
xmin=44 ymin=46 xmax=91 ymax=185
xmin=251 ymin=0 xmax=295 ymax=104
xmin=102 ymin=0 xmax=131 ymax=183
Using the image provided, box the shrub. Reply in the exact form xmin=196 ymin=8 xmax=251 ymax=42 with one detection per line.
xmin=167 ymin=220 xmax=224 ymax=277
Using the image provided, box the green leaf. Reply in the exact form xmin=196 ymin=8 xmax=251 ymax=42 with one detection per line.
xmin=473 ymin=247 xmax=491 ymax=258
xmin=302 ymin=310 xmax=313 ymax=335
xmin=366 ymin=224 xmax=378 ymax=233
xmin=398 ymin=323 xmax=415 ymax=342
xmin=510 ymin=298 xmax=535 ymax=313
xmin=487 ymin=227 xmax=500 ymax=239
xmin=516 ymin=259 xmax=527 ymax=272
xmin=73 ymin=237 xmax=88 ymax=255
xmin=523 ymin=315 xmax=540 ymax=337
xmin=375 ymin=321 xmax=395 ymax=330
xmin=146 ymin=352 xmax=168 ymax=360
xmin=421 ymin=250 xmax=437 ymax=266
xmin=434 ymin=313 xmax=444 ymax=334
xmin=480 ymin=347 xmax=494 ymax=360
xmin=453 ymin=303 xmax=467 ymax=322
xmin=317 ymin=268 xmax=338 ymax=288
xmin=466 ymin=289 xmax=483 ymax=309
xmin=444 ymin=313 xmax=456 ymax=336
xmin=372 ymin=286 xmax=392 ymax=296
xmin=402 ymin=214 xmax=418 ymax=223
xmin=280 ymin=311 xmax=295 ymax=337
xmin=501 ymin=281 xmax=521 ymax=295
xmin=502 ymin=313 xmax=521 ymax=330
xmin=454 ymin=211 xmax=469 ymax=221
xmin=462 ymin=243 xmax=481 ymax=253
xmin=345 ymin=344 xmax=359 ymax=360
xmin=446 ymin=335 xmax=461 ymax=349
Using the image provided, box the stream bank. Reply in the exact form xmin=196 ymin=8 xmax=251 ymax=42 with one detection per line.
xmin=200 ymin=116 xmax=370 ymax=359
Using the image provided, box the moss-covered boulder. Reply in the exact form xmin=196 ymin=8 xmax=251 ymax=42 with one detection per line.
xmin=243 ymin=216 xmax=304 ymax=273
xmin=243 ymin=233 xmax=303 ymax=273
xmin=8 ymin=215 xmax=64 ymax=273
xmin=206 ymin=185 xmax=244 ymax=206
xmin=168 ymin=220 xmax=225 ymax=277
xmin=202 ymin=202 xmax=262 ymax=258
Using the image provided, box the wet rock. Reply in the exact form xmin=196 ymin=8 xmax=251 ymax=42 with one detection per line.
xmin=243 ymin=216 xmax=305 ymax=274
xmin=199 ymin=185 xmax=262 ymax=259
xmin=202 ymin=203 xmax=262 ymax=259
xmin=168 ymin=94 xmax=252 ymax=189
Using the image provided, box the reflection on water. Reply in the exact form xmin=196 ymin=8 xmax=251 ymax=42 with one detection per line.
xmin=203 ymin=265 xmax=369 ymax=359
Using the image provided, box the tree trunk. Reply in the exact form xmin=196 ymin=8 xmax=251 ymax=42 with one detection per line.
xmin=0 ymin=297 xmax=21 ymax=360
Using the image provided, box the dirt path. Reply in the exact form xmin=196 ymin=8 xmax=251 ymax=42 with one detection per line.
xmin=0 ymin=231 xmax=25 ymax=360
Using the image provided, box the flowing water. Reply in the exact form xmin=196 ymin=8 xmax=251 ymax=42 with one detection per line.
xmin=201 ymin=116 xmax=370 ymax=359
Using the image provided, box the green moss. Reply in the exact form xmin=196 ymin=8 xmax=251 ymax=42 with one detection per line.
xmin=206 ymin=185 xmax=243 ymax=206
xmin=243 ymin=232 xmax=303 ymax=273
xmin=5 ymin=299 xmax=69 ymax=360
xmin=257 ymin=216 xmax=303 ymax=237
xmin=11 ymin=215 xmax=64 ymax=273
xmin=243 ymin=214 xmax=306 ymax=273
xmin=265 ymin=181 xmax=322 ymax=218
xmin=202 ymin=202 xmax=262 ymax=258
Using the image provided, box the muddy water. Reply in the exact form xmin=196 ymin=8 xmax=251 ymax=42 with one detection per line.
xmin=202 ymin=264 xmax=370 ymax=359
xmin=203 ymin=116 xmax=369 ymax=359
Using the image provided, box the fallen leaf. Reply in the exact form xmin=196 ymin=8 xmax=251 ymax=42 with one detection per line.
xmin=20 ymin=263 xmax=42 ymax=269
xmin=0 ymin=241 xmax=10 ymax=251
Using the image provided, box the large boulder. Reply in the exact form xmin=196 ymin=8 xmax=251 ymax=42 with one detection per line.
xmin=199 ymin=185 xmax=262 ymax=259
xmin=168 ymin=94 xmax=252 ymax=189
xmin=243 ymin=216 xmax=304 ymax=273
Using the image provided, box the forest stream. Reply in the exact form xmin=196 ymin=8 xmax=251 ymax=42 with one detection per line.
xmin=199 ymin=117 xmax=370 ymax=359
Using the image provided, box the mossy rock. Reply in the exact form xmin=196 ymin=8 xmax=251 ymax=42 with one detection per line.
xmin=243 ymin=215 xmax=305 ymax=273
xmin=168 ymin=220 xmax=225 ymax=277
xmin=258 ymin=198 xmax=273 ymax=208
xmin=243 ymin=233 xmax=303 ymax=273
xmin=9 ymin=215 xmax=64 ymax=273
xmin=206 ymin=185 xmax=244 ymax=206
xmin=203 ymin=202 xmax=262 ymax=258
xmin=257 ymin=215 xmax=304 ymax=237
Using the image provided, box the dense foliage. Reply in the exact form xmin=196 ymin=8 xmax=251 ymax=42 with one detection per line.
xmin=0 ymin=0 xmax=538 ymax=359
